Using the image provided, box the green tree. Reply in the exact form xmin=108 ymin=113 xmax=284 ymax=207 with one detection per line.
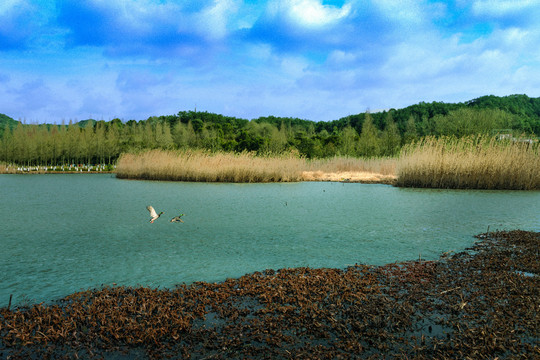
xmin=56 ymin=122 xmax=67 ymax=164
xmin=403 ymin=115 xmax=418 ymax=144
xmin=358 ymin=112 xmax=381 ymax=157
xmin=48 ymin=125 xmax=61 ymax=165
xmin=66 ymin=120 xmax=81 ymax=164
xmin=0 ymin=124 xmax=13 ymax=163
xmin=185 ymin=121 xmax=198 ymax=148
xmin=381 ymin=113 xmax=401 ymax=156
xmin=340 ymin=126 xmax=358 ymax=156
xmin=125 ymin=121 xmax=144 ymax=151
xmin=94 ymin=121 xmax=106 ymax=164
xmin=12 ymin=122 xmax=29 ymax=165
xmin=81 ymin=122 xmax=96 ymax=164
xmin=172 ymin=122 xmax=187 ymax=149
xmin=29 ymin=126 xmax=42 ymax=165
xmin=142 ymin=121 xmax=156 ymax=149
xmin=191 ymin=118 xmax=204 ymax=133
xmin=105 ymin=123 xmax=121 ymax=164
xmin=267 ymin=125 xmax=288 ymax=153
xmin=434 ymin=108 xmax=517 ymax=137
xmin=155 ymin=121 xmax=174 ymax=149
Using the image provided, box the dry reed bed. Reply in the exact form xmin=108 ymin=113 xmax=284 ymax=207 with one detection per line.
xmin=397 ymin=136 xmax=540 ymax=190
xmin=115 ymin=150 xmax=396 ymax=183
xmin=116 ymin=150 xmax=304 ymax=182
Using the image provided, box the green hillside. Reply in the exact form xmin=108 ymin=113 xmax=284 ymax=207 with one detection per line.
xmin=1 ymin=94 xmax=538 ymax=165
xmin=0 ymin=114 xmax=18 ymax=137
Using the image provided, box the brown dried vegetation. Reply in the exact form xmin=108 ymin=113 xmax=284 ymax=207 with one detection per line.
xmin=1 ymin=230 xmax=538 ymax=359
xmin=397 ymin=135 xmax=540 ymax=190
xmin=114 ymin=150 xmax=397 ymax=184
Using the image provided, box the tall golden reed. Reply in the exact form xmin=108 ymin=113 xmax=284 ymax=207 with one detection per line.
xmin=115 ymin=150 xmax=397 ymax=183
xmin=397 ymin=135 xmax=540 ymax=190
xmin=115 ymin=149 xmax=305 ymax=182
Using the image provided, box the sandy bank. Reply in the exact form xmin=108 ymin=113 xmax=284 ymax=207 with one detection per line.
xmin=302 ymin=170 xmax=397 ymax=185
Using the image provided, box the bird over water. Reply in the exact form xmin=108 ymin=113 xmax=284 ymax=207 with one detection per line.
xmin=146 ymin=205 xmax=163 ymax=223
xmin=170 ymin=214 xmax=185 ymax=223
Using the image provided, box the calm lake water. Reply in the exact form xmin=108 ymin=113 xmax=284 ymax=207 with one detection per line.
xmin=1 ymin=174 xmax=539 ymax=307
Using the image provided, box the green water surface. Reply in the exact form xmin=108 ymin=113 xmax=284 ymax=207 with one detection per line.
xmin=1 ymin=174 xmax=539 ymax=307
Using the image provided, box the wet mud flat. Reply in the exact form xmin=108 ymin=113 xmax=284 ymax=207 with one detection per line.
xmin=1 ymin=230 xmax=538 ymax=359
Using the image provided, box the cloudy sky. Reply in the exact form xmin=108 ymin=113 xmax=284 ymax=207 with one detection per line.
xmin=1 ymin=0 xmax=539 ymax=123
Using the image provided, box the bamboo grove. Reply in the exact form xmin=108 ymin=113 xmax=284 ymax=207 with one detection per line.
xmin=0 ymin=95 xmax=539 ymax=167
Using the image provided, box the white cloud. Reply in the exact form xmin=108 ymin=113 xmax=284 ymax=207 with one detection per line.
xmin=280 ymin=56 xmax=309 ymax=77
xmin=0 ymin=0 xmax=27 ymax=15
xmin=487 ymin=27 xmax=534 ymax=52
xmin=195 ymin=0 xmax=239 ymax=40
xmin=472 ymin=0 xmax=537 ymax=17
xmin=511 ymin=65 xmax=540 ymax=90
xmin=271 ymin=0 xmax=351 ymax=28
xmin=499 ymin=27 xmax=529 ymax=43
xmin=3 ymin=0 xmax=540 ymax=124
xmin=246 ymin=44 xmax=273 ymax=60
xmin=326 ymin=50 xmax=357 ymax=66
xmin=373 ymin=0 xmax=424 ymax=24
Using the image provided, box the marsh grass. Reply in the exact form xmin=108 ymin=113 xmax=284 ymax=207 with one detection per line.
xmin=115 ymin=150 xmax=397 ymax=183
xmin=0 ymin=162 xmax=16 ymax=174
xmin=115 ymin=150 xmax=306 ymax=182
xmin=397 ymin=135 xmax=540 ymax=190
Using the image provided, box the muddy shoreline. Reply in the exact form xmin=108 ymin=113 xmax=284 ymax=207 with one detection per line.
xmin=1 ymin=230 xmax=538 ymax=359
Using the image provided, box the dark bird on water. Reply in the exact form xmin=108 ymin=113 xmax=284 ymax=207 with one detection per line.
xmin=147 ymin=205 xmax=163 ymax=223
xmin=170 ymin=214 xmax=185 ymax=223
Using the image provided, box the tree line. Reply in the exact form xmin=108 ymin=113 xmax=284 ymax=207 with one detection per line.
xmin=1 ymin=94 xmax=538 ymax=166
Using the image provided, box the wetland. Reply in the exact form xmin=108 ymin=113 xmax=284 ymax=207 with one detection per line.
xmin=1 ymin=174 xmax=538 ymax=358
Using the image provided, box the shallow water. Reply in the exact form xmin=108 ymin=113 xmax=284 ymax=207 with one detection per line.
xmin=1 ymin=174 xmax=539 ymax=307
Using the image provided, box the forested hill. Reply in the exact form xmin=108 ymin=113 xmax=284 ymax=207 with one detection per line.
xmin=1 ymin=94 xmax=539 ymax=163
xmin=151 ymin=94 xmax=540 ymax=137
xmin=0 ymin=114 xmax=18 ymax=136
xmin=2 ymin=94 xmax=539 ymax=135
xmin=326 ymin=94 xmax=540 ymax=136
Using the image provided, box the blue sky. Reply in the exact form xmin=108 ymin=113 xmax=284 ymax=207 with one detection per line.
xmin=1 ymin=0 xmax=539 ymax=123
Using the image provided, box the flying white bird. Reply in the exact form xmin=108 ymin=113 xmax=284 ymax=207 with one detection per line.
xmin=147 ymin=205 xmax=163 ymax=223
